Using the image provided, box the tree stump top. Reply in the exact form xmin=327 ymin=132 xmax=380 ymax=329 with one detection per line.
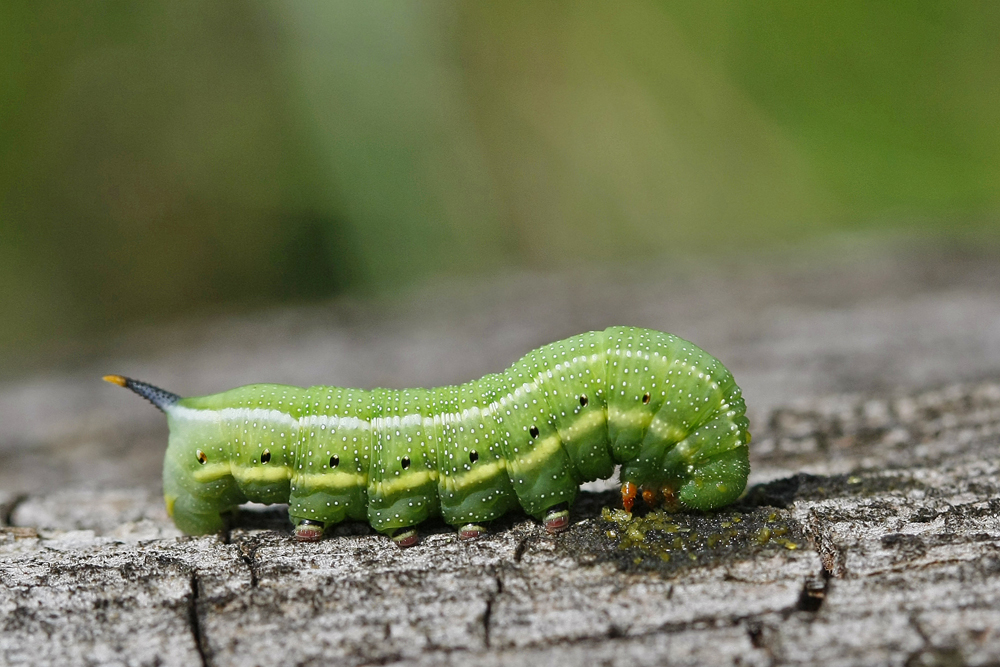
xmin=3 ymin=242 xmax=1000 ymax=666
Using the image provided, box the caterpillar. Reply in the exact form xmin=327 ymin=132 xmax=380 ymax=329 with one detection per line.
xmin=105 ymin=327 xmax=750 ymax=547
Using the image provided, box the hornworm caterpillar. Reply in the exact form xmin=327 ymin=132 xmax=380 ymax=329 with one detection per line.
xmin=106 ymin=327 xmax=750 ymax=546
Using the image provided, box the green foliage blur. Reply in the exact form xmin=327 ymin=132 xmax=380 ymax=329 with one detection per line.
xmin=2 ymin=2 xmax=999 ymax=370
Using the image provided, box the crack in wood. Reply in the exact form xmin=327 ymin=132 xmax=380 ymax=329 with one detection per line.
xmin=513 ymin=535 xmax=529 ymax=563
xmin=237 ymin=538 xmax=260 ymax=588
xmin=188 ymin=571 xmax=209 ymax=667
xmin=483 ymin=574 xmax=502 ymax=650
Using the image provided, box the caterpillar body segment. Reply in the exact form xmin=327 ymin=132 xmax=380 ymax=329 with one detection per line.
xmin=107 ymin=326 xmax=750 ymax=544
xmin=437 ymin=382 xmax=519 ymax=527
xmin=293 ymin=386 xmax=372 ymax=526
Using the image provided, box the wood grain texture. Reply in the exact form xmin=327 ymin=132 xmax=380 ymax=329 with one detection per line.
xmin=2 ymin=240 xmax=1000 ymax=666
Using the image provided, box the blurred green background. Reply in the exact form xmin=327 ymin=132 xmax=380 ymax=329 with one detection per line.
xmin=2 ymin=2 xmax=999 ymax=375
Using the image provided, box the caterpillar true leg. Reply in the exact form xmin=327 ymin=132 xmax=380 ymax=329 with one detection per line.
xmin=660 ymin=485 xmax=680 ymax=512
xmin=620 ymin=482 xmax=638 ymax=513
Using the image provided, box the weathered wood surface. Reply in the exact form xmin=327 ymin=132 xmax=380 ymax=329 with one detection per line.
xmin=2 ymin=240 xmax=1000 ymax=666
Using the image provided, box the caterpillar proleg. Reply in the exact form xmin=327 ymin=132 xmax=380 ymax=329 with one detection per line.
xmin=106 ymin=327 xmax=750 ymax=546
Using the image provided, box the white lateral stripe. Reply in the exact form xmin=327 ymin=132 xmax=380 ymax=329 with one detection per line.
xmin=300 ymin=414 xmax=369 ymax=431
xmin=170 ymin=405 xmax=298 ymax=427
xmin=170 ymin=389 xmax=606 ymax=442
xmin=170 ymin=362 xmax=600 ymax=430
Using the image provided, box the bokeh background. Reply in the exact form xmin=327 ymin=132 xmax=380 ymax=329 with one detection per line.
xmin=3 ymin=1 xmax=999 ymax=378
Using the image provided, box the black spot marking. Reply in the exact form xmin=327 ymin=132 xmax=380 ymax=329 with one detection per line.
xmin=196 ymin=450 xmax=207 ymax=465
xmin=469 ymin=450 xmax=479 ymax=463
xmin=401 ymin=456 xmax=411 ymax=469
xmin=260 ymin=449 xmax=271 ymax=464
xmin=642 ymin=392 xmax=651 ymax=404
xmin=580 ymin=394 xmax=589 ymax=407
xmin=330 ymin=455 xmax=339 ymax=468
xmin=529 ymin=425 xmax=539 ymax=439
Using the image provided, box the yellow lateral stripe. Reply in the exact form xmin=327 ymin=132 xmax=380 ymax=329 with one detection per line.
xmin=192 ymin=462 xmax=233 ymax=483
xmin=372 ymin=470 xmax=438 ymax=496
xmin=644 ymin=417 xmax=687 ymax=442
xmin=556 ymin=409 xmax=606 ymax=438
xmin=607 ymin=406 xmax=655 ymax=429
xmin=445 ymin=459 xmax=507 ymax=491
xmin=231 ymin=465 xmax=292 ymax=484
xmin=515 ymin=432 xmax=563 ymax=471
xmin=296 ymin=471 xmax=368 ymax=491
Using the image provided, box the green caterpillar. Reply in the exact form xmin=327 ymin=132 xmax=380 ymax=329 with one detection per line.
xmin=106 ymin=327 xmax=750 ymax=546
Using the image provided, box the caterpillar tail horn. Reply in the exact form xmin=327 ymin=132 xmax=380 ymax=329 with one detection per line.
xmin=103 ymin=375 xmax=181 ymax=413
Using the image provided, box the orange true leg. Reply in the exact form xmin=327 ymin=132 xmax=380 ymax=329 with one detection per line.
xmin=621 ymin=482 xmax=638 ymax=513
xmin=660 ymin=485 xmax=679 ymax=512
xmin=641 ymin=487 xmax=659 ymax=508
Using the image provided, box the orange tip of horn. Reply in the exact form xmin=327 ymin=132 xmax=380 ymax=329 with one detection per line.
xmin=103 ymin=374 xmax=128 ymax=387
